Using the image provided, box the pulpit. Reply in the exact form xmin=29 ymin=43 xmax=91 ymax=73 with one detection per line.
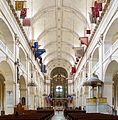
xmin=83 ymin=73 xmax=107 ymax=113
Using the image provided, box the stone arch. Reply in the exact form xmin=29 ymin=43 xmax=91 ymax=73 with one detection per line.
xmin=0 ymin=60 xmax=14 ymax=114
xmin=103 ymin=60 xmax=118 ymax=111
xmin=0 ymin=61 xmax=13 ymax=83
xmin=104 ymin=18 xmax=118 ymax=54
xmin=0 ymin=18 xmax=14 ymax=53
xmin=0 ymin=74 xmax=5 ymax=113
xmin=19 ymin=75 xmax=27 ymax=106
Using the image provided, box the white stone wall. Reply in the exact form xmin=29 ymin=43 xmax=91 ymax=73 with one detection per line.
xmin=74 ymin=0 xmax=118 ymax=112
xmin=0 ymin=0 xmax=45 ymax=114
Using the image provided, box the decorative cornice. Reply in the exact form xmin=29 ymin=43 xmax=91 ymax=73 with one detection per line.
xmin=89 ymin=0 xmax=111 ymax=42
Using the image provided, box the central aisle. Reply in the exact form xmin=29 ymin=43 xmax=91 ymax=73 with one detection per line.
xmin=51 ymin=111 xmax=66 ymax=120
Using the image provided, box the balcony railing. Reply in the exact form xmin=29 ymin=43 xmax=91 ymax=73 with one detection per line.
xmin=104 ymin=39 xmax=118 ymax=62
xmin=0 ymin=39 xmax=14 ymax=61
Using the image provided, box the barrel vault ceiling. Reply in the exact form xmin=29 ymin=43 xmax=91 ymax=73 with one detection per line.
xmin=29 ymin=0 xmax=93 ymax=77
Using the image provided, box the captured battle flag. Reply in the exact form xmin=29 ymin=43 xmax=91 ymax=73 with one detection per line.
xmin=15 ymin=1 xmax=25 ymax=11
xmin=23 ymin=18 xmax=31 ymax=26
xmin=20 ymin=8 xmax=27 ymax=19
xmin=80 ymin=37 xmax=89 ymax=46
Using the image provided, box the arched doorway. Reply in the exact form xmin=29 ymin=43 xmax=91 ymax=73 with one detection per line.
xmin=104 ymin=60 xmax=118 ymax=111
xmin=50 ymin=67 xmax=68 ymax=109
xmin=19 ymin=75 xmax=27 ymax=108
xmin=112 ymin=74 xmax=118 ymax=110
xmin=0 ymin=61 xmax=14 ymax=114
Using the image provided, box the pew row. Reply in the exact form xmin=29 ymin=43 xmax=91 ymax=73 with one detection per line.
xmin=64 ymin=108 xmax=118 ymax=120
xmin=0 ymin=109 xmax=54 ymax=120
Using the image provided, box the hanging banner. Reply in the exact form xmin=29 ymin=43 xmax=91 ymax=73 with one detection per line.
xmin=20 ymin=8 xmax=27 ymax=19
xmin=15 ymin=1 xmax=25 ymax=11
xmin=23 ymin=18 xmax=31 ymax=26
xmin=73 ymin=47 xmax=84 ymax=58
xmin=89 ymin=13 xmax=97 ymax=23
xmin=32 ymin=42 xmax=38 ymax=49
xmin=91 ymin=7 xmax=99 ymax=18
xmin=86 ymin=30 xmax=91 ymax=34
xmin=35 ymin=49 xmax=46 ymax=58
xmin=98 ymin=2 xmax=103 ymax=11
xmin=71 ymin=66 xmax=76 ymax=74
xmin=79 ymin=37 xmax=89 ymax=46
xmin=94 ymin=1 xmax=103 ymax=11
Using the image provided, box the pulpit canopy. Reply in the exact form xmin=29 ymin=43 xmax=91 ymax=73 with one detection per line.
xmin=83 ymin=73 xmax=103 ymax=87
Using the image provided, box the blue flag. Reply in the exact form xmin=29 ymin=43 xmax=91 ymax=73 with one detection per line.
xmin=35 ymin=49 xmax=46 ymax=58
xmin=32 ymin=42 xmax=38 ymax=49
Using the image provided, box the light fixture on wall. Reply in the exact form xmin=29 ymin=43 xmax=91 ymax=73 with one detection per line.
xmin=7 ymin=90 xmax=13 ymax=95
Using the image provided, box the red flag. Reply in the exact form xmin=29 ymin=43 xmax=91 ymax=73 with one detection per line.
xmin=20 ymin=8 xmax=27 ymax=19
xmin=80 ymin=37 xmax=89 ymax=46
xmin=94 ymin=1 xmax=102 ymax=11
xmin=94 ymin=1 xmax=98 ymax=7
xmin=86 ymin=30 xmax=91 ymax=34
xmin=23 ymin=18 xmax=31 ymax=26
xmin=98 ymin=2 xmax=102 ymax=11
xmin=91 ymin=7 xmax=99 ymax=18
xmin=89 ymin=12 xmax=97 ymax=24
xmin=72 ymin=67 xmax=76 ymax=73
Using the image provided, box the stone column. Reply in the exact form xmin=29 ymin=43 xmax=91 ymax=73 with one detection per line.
xmin=103 ymin=82 xmax=112 ymax=106
xmin=4 ymin=81 xmax=15 ymax=114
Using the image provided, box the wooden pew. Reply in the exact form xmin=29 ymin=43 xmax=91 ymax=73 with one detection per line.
xmin=0 ymin=106 xmax=54 ymax=120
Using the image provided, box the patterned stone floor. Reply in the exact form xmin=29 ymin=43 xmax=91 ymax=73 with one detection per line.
xmin=51 ymin=111 xmax=66 ymax=120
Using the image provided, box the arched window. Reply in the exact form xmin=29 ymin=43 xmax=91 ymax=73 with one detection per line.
xmin=56 ymin=86 xmax=63 ymax=92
